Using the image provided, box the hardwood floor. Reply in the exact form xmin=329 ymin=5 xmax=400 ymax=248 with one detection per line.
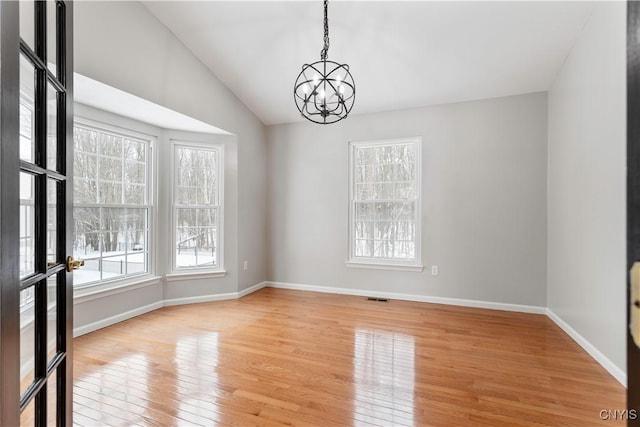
xmin=34 ymin=288 xmax=627 ymax=426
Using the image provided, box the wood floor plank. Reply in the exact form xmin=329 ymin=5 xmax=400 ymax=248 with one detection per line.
xmin=26 ymin=287 xmax=627 ymax=426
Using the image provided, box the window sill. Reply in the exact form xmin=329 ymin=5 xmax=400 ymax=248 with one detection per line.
xmin=345 ymin=261 xmax=424 ymax=272
xmin=73 ymin=275 xmax=162 ymax=304
xmin=165 ymin=270 xmax=227 ymax=282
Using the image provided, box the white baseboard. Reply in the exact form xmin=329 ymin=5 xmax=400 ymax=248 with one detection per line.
xmin=266 ymin=281 xmax=546 ymax=314
xmin=546 ymin=309 xmax=626 ymax=387
xmin=238 ymin=281 xmax=268 ymax=297
xmin=163 ymin=292 xmax=238 ymax=307
xmin=163 ymin=281 xmax=269 ymax=306
xmin=73 ymin=301 xmax=163 ymax=337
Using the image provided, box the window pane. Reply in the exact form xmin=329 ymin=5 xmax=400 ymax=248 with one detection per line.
xmin=124 ymin=139 xmax=145 ymax=161
xmin=101 ymin=208 xmax=125 ymax=253
xmin=75 ymin=126 xmax=97 ymax=153
xmin=19 ymin=0 xmax=35 ymax=51
xmin=127 ymin=250 xmax=146 ymax=275
xmin=20 ymin=173 xmax=35 ymax=278
xmin=98 ymin=182 xmax=122 ymax=204
xmin=47 ymin=368 xmax=58 ymax=425
xmin=47 ymin=179 xmax=57 ymax=264
xmin=20 ymin=386 xmax=36 ymax=426
xmin=74 ymin=153 xmax=97 ymax=178
xmin=395 ymin=181 xmax=415 ymax=199
xmin=175 ymin=146 xmax=218 ymax=205
xmin=101 ymin=256 xmax=125 ymax=281
xmin=99 ymin=157 xmax=122 ymax=181
xmin=99 ymin=133 xmax=123 ymax=157
xmin=176 ymin=186 xmax=196 ymax=205
xmin=47 ymin=83 xmax=58 ymax=170
xmin=197 ymin=208 xmax=217 ymax=227
xmin=197 ymin=229 xmax=216 ymax=267
xmin=123 ymin=209 xmax=147 ymax=244
xmin=73 ymin=206 xmax=102 ymax=287
xmin=355 ymin=221 xmax=373 ymax=240
xmin=124 ymin=160 xmax=145 ymax=184
xmin=47 ymin=273 xmax=58 ymax=363
xmin=355 ymin=239 xmax=372 ymax=257
xmin=20 ymin=287 xmax=35 ymax=394
xmin=46 ymin=0 xmax=58 ymax=75
xmin=19 ymin=55 xmax=35 ymax=163
xmin=73 ymin=232 xmax=102 ymax=286
xmin=124 ymin=183 xmax=145 ymax=205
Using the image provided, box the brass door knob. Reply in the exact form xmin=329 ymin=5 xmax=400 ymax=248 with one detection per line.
xmin=66 ymin=256 xmax=85 ymax=272
xmin=631 ymin=262 xmax=640 ymax=348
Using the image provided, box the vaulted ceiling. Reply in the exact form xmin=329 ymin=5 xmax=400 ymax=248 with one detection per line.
xmin=143 ymin=1 xmax=595 ymax=126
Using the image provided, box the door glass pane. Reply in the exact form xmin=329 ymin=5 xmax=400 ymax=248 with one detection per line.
xmin=47 ymin=371 xmax=58 ymax=425
xmin=47 ymin=179 xmax=57 ymax=265
xmin=46 ymin=0 xmax=58 ymax=75
xmin=20 ymin=55 xmax=35 ymax=163
xmin=20 ymin=393 xmax=36 ymax=426
xmin=47 ymin=273 xmax=58 ymax=363
xmin=20 ymin=287 xmax=36 ymax=394
xmin=20 ymin=173 xmax=35 ymax=278
xmin=47 ymin=84 xmax=58 ymax=171
xmin=19 ymin=0 xmax=35 ymax=51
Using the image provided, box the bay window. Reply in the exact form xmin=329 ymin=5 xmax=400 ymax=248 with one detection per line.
xmin=73 ymin=121 xmax=152 ymax=286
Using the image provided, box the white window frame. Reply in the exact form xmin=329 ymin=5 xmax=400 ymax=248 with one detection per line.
xmin=170 ymin=141 xmax=225 ymax=275
xmin=72 ymin=117 xmax=156 ymax=289
xmin=347 ymin=137 xmax=423 ymax=272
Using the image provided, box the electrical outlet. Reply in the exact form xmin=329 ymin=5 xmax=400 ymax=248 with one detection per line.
xmin=431 ymin=265 xmax=439 ymax=276
xmin=243 ymin=261 xmax=249 ymax=271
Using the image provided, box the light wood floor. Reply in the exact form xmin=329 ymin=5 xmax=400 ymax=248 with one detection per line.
xmin=55 ymin=288 xmax=626 ymax=426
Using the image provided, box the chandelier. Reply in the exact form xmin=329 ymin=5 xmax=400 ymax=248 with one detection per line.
xmin=294 ymin=0 xmax=355 ymax=124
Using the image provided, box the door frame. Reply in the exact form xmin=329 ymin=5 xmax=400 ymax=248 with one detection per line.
xmin=0 ymin=1 xmax=24 ymax=425
xmin=629 ymin=0 xmax=640 ymax=422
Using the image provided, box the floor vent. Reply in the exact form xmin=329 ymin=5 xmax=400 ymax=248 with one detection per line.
xmin=367 ymin=297 xmax=390 ymax=303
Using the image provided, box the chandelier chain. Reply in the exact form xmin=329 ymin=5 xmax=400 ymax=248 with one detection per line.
xmin=321 ymin=0 xmax=330 ymax=60
xmin=294 ymin=0 xmax=354 ymax=124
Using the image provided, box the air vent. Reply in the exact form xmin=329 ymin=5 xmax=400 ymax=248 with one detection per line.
xmin=366 ymin=297 xmax=389 ymax=303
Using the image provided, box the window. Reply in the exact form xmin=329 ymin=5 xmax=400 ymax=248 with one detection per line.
xmin=348 ymin=137 xmax=422 ymax=270
xmin=73 ymin=121 xmax=152 ymax=286
xmin=172 ymin=143 xmax=223 ymax=271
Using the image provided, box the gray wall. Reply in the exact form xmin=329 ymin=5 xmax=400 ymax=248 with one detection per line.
xmin=547 ymin=3 xmax=626 ymax=375
xmin=74 ymin=1 xmax=268 ymax=292
xmin=267 ymin=92 xmax=548 ymax=306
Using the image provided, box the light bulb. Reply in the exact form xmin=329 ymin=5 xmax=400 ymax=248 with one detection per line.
xmin=336 ymin=75 xmax=342 ymax=86
xmin=339 ymin=85 xmax=345 ymax=95
xmin=302 ymin=84 xmax=309 ymax=94
xmin=313 ymin=74 xmax=319 ymax=86
xmin=319 ymin=89 xmax=326 ymax=99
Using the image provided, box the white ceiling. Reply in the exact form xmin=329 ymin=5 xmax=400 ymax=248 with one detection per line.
xmin=143 ymin=1 xmax=595 ymax=126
